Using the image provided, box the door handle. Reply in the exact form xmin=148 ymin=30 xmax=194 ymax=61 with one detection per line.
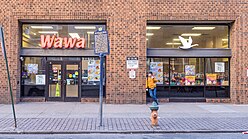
xmin=63 ymin=80 xmax=67 ymax=85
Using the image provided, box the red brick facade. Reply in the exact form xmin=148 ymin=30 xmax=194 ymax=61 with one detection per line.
xmin=0 ymin=0 xmax=247 ymax=104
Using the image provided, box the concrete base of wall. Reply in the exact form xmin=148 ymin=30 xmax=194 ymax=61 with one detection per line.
xmin=81 ymin=97 xmax=105 ymax=103
xmin=147 ymin=98 xmax=169 ymax=103
xmin=20 ymin=97 xmax=46 ymax=102
xmin=206 ymin=98 xmax=231 ymax=103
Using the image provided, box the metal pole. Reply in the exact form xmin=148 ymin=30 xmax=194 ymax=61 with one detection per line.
xmin=99 ymin=53 xmax=104 ymax=126
xmin=0 ymin=26 xmax=17 ymax=128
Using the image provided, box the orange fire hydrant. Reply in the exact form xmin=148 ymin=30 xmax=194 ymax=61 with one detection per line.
xmin=149 ymin=101 xmax=159 ymax=126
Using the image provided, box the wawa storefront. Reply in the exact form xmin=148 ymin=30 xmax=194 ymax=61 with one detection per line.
xmin=21 ymin=23 xmax=106 ymax=102
xmin=20 ymin=22 xmax=232 ymax=103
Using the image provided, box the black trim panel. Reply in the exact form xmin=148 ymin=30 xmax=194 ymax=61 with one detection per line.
xmin=21 ymin=49 xmax=98 ymax=57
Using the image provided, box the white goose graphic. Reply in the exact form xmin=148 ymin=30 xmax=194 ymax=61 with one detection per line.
xmin=178 ymin=36 xmax=199 ymax=49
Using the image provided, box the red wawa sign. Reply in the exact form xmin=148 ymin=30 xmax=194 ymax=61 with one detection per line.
xmin=40 ymin=35 xmax=86 ymax=49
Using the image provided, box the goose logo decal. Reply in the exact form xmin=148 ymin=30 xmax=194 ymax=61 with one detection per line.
xmin=179 ymin=36 xmax=199 ymax=49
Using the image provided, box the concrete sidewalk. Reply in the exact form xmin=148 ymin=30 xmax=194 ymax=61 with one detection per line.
xmin=0 ymin=102 xmax=248 ymax=133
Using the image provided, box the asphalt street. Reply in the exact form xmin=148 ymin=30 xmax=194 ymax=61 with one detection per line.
xmin=0 ymin=133 xmax=247 ymax=139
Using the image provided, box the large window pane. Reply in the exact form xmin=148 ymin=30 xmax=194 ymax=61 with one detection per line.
xmin=147 ymin=58 xmax=170 ymax=97
xmin=81 ymin=57 xmax=105 ymax=98
xmin=21 ymin=57 xmax=46 ymax=97
xmin=169 ymin=58 xmax=204 ymax=97
xmin=22 ymin=24 xmax=105 ymax=49
xmin=147 ymin=25 xmax=228 ymax=49
xmin=205 ymin=58 xmax=230 ymax=98
xmin=170 ymin=58 xmax=204 ymax=86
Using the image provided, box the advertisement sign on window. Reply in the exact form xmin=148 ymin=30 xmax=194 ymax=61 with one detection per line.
xmin=150 ymin=62 xmax=163 ymax=84
xmin=206 ymin=74 xmax=217 ymax=85
xmin=185 ymin=65 xmax=195 ymax=76
xmin=185 ymin=76 xmax=195 ymax=85
xmin=36 ymin=75 xmax=45 ymax=85
xmin=88 ymin=60 xmax=100 ymax=81
xmin=26 ymin=64 xmax=38 ymax=74
xmin=215 ymin=62 xmax=225 ymax=72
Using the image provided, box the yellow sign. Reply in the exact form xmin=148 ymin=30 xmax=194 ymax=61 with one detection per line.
xmin=206 ymin=74 xmax=217 ymax=81
xmin=185 ymin=76 xmax=195 ymax=82
xmin=75 ymin=71 xmax=78 ymax=76
xmin=55 ymin=83 xmax=60 ymax=97
xmin=206 ymin=74 xmax=217 ymax=85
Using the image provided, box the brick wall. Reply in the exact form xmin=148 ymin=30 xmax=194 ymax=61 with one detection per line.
xmin=0 ymin=0 xmax=247 ymax=104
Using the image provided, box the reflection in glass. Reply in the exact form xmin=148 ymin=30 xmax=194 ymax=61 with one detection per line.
xmin=146 ymin=25 xmax=229 ymax=49
xmin=48 ymin=64 xmax=62 ymax=97
xmin=146 ymin=58 xmax=230 ymax=98
xmin=170 ymin=58 xmax=204 ymax=86
xmin=21 ymin=57 xmax=46 ymax=97
xmin=66 ymin=65 xmax=79 ymax=97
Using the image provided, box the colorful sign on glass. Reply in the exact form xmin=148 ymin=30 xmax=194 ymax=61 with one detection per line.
xmin=88 ymin=60 xmax=100 ymax=81
xmin=206 ymin=74 xmax=217 ymax=85
xmin=185 ymin=76 xmax=195 ymax=85
xmin=150 ymin=62 xmax=163 ymax=84
xmin=185 ymin=65 xmax=195 ymax=76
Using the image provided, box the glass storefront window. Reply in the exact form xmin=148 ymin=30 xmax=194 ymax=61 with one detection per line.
xmin=81 ymin=57 xmax=105 ymax=98
xmin=146 ymin=57 xmax=230 ymax=98
xmin=205 ymin=58 xmax=230 ymax=98
xmin=170 ymin=58 xmax=204 ymax=86
xmin=82 ymin=57 xmax=101 ymax=85
xmin=205 ymin=58 xmax=229 ymax=86
xmin=22 ymin=24 xmax=105 ymax=49
xmin=147 ymin=58 xmax=170 ymax=97
xmin=21 ymin=57 xmax=46 ymax=97
xmin=146 ymin=25 xmax=229 ymax=49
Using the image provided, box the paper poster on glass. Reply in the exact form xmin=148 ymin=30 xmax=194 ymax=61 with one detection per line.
xmin=36 ymin=75 xmax=45 ymax=85
xmin=215 ymin=62 xmax=225 ymax=72
xmin=206 ymin=74 xmax=217 ymax=85
xmin=150 ymin=62 xmax=163 ymax=84
xmin=185 ymin=65 xmax=195 ymax=76
xmin=185 ymin=76 xmax=195 ymax=85
xmin=88 ymin=60 xmax=100 ymax=81
xmin=26 ymin=64 xmax=38 ymax=74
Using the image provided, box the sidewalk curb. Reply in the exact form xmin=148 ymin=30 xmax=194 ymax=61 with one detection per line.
xmin=0 ymin=130 xmax=247 ymax=134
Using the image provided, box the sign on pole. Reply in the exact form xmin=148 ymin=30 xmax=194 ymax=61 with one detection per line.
xmin=0 ymin=26 xmax=17 ymax=128
xmin=94 ymin=27 xmax=109 ymax=127
xmin=94 ymin=29 xmax=109 ymax=55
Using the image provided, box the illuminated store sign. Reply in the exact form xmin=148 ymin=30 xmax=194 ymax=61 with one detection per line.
xmin=41 ymin=35 xmax=86 ymax=49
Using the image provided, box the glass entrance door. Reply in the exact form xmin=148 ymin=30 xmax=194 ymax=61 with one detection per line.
xmin=47 ymin=62 xmax=63 ymax=101
xmin=64 ymin=63 xmax=80 ymax=101
xmin=47 ymin=61 xmax=80 ymax=101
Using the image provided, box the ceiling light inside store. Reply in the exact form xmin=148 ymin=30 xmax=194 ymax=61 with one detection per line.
xmin=146 ymin=26 xmax=161 ymax=30
xmin=181 ymin=33 xmax=201 ymax=36
xmin=22 ymin=33 xmax=30 ymax=39
xmin=192 ymin=27 xmax=215 ymax=30
xmin=69 ymin=33 xmax=80 ymax=39
xmin=146 ymin=33 xmax=154 ymax=36
xmin=31 ymin=26 xmax=53 ymax=29
xmin=173 ymin=38 xmax=189 ymax=41
xmin=87 ymin=32 xmax=94 ymax=34
xmin=222 ymin=39 xmax=228 ymax=41
xmin=38 ymin=31 xmax=58 ymax=34
xmin=146 ymin=38 xmax=148 ymax=41
xmin=173 ymin=39 xmax=180 ymax=41
xmin=74 ymin=26 xmax=96 ymax=29
xmin=166 ymin=43 xmax=181 ymax=45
